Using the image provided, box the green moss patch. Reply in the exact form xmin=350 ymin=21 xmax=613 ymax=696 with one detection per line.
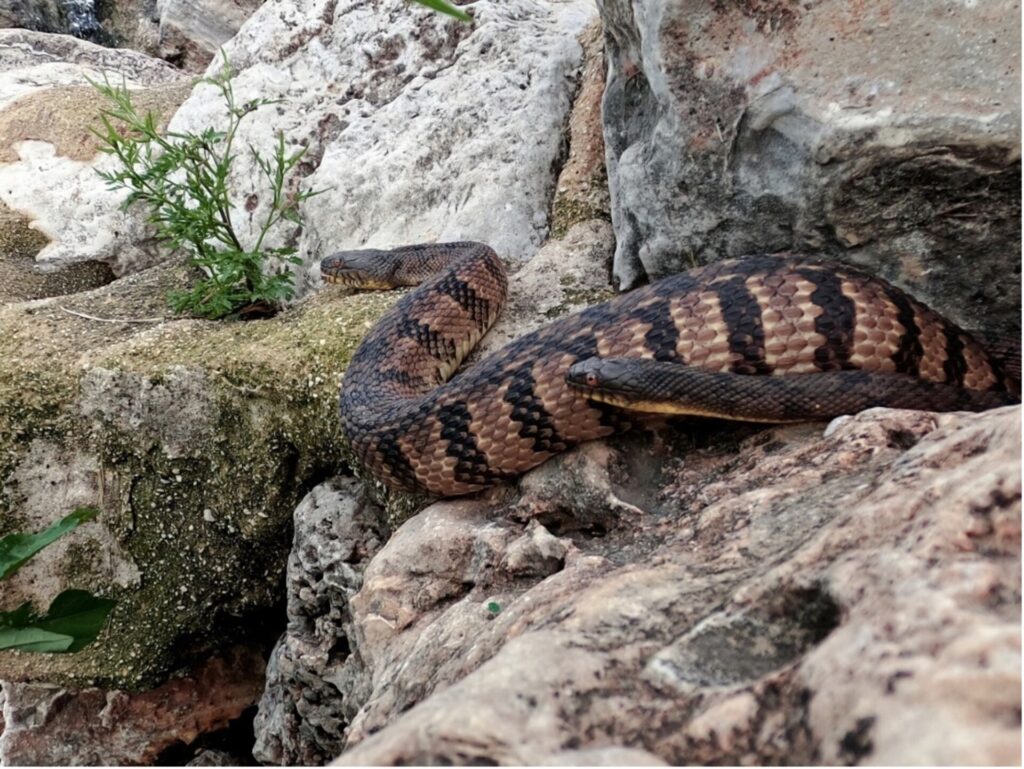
xmin=0 ymin=260 xmax=397 ymax=689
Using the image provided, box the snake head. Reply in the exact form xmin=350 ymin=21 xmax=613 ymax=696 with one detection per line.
xmin=320 ymin=250 xmax=403 ymax=289
xmin=566 ymin=358 xmax=654 ymax=411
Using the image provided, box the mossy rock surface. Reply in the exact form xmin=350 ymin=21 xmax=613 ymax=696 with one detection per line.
xmin=0 ymin=258 xmax=397 ymax=689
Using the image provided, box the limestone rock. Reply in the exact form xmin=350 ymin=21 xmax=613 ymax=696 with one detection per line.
xmin=322 ymin=406 xmax=1019 ymax=764
xmin=0 ymin=647 xmax=264 ymax=765
xmin=600 ymin=0 xmax=1021 ymax=335
xmin=0 ymin=257 xmax=400 ymax=690
xmin=167 ymin=0 xmax=596 ymax=298
xmin=0 ymin=29 xmax=190 ymax=283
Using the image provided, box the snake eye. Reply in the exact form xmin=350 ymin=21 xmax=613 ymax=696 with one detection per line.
xmin=586 ymin=372 xmax=599 ymax=387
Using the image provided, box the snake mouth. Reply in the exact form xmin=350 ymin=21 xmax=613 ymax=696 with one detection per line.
xmin=320 ymin=251 xmax=397 ymax=290
xmin=321 ymin=270 xmax=392 ymax=289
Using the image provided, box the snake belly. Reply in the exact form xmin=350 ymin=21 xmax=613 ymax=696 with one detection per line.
xmin=335 ymin=245 xmax=1019 ymax=497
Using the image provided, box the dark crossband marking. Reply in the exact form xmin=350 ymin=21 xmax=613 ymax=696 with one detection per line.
xmin=715 ymin=274 xmax=773 ymax=375
xmin=887 ymin=290 xmax=924 ymax=377
xmin=943 ymin=328 xmax=968 ymax=388
xmin=435 ymin=272 xmax=491 ymax=325
xmin=799 ymin=268 xmax=856 ymax=371
xmin=503 ymin=364 xmax=570 ymax=454
xmin=370 ymin=429 xmax=419 ymax=490
xmin=377 ymin=367 xmax=427 ymax=389
xmin=396 ymin=317 xmax=457 ymax=361
xmin=642 ymin=299 xmax=682 ymax=362
xmin=437 ymin=402 xmax=515 ymax=485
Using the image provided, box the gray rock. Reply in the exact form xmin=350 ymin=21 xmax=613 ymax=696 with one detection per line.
xmin=0 ymin=0 xmax=68 ymax=34
xmin=600 ymin=0 xmax=1021 ymax=334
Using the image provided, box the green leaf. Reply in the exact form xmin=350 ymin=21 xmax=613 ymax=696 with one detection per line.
xmin=413 ymin=0 xmax=472 ymax=22
xmin=0 ymin=590 xmax=116 ymax=653
xmin=0 ymin=627 xmax=75 ymax=653
xmin=0 ymin=507 xmax=98 ymax=580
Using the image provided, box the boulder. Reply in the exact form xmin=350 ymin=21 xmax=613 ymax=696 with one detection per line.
xmin=600 ymin=0 xmax=1021 ymax=335
xmin=155 ymin=0 xmax=264 ymax=71
xmin=327 ymin=405 xmax=1020 ymax=765
xmin=0 ymin=0 xmax=68 ymax=35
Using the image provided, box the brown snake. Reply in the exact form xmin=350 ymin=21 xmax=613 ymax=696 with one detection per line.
xmin=321 ymin=243 xmax=1019 ymax=497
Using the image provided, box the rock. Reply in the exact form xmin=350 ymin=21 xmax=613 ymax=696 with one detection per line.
xmin=0 ymin=0 xmax=68 ymax=35
xmin=0 ymin=647 xmax=264 ymax=765
xmin=600 ymin=0 xmax=1021 ymax=335
xmin=0 ymin=257 xmax=401 ymax=690
xmin=155 ymin=0 xmax=264 ymax=72
xmin=0 ymin=29 xmax=190 ymax=283
xmin=550 ymin=19 xmax=611 ymax=239
xmin=167 ymin=0 xmax=596 ymax=298
xmin=252 ymin=478 xmax=388 ymax=766
xmin=322 ymin=406 xmax=1019 ymax=764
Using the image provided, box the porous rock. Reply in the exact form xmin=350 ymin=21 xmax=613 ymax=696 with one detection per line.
xmin=314 ymin=405 xmax=1019 ymax=764
xmin=600 ymin=0 xmax=1021 ymax=335
xmin=252 ymin=478 xmax=388 ymax=766
xmin=0 ymin=647 xmax=264 ymax=766
xmin=167 ymin=0 xmax=596 ymax=297
xmin=0 ymin=29 xmax=190 ymax=282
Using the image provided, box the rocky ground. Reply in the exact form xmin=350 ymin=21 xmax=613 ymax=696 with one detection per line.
xmin=0 ymin=0 xmax=1020 ymax=765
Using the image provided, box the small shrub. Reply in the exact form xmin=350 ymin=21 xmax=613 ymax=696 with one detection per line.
xmin=92 ymin=57 xmax=322 ymax=320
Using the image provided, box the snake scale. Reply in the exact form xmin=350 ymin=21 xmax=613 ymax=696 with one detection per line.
xmin=321 ymin=243 xmax=1019 ymax=497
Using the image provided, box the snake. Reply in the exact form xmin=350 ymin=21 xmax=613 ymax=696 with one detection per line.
xmin=321 ymin=243 xmax=1020 ymax=497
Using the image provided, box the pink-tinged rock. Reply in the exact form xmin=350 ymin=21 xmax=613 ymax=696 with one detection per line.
xmin=0 ymin=647 xmax=265 ymax=766
xmin=327 ymin=406 xmax=1019 ymax=765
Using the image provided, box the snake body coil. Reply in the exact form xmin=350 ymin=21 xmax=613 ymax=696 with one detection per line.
xmin=322 ymin=244 xmax=1019 ymax=497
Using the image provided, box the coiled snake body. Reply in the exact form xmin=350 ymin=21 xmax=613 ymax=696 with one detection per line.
xmin=322 ymin=243 xmax=1019 ymax=497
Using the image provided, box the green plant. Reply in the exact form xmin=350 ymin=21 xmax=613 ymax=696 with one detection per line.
xmin=92 ymin=57 xmax=322 ymax=320
xmin=413 ymin=0 xmax=471 ymax=22
xmin=0 ymin=508 xmax=116 ymax=653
